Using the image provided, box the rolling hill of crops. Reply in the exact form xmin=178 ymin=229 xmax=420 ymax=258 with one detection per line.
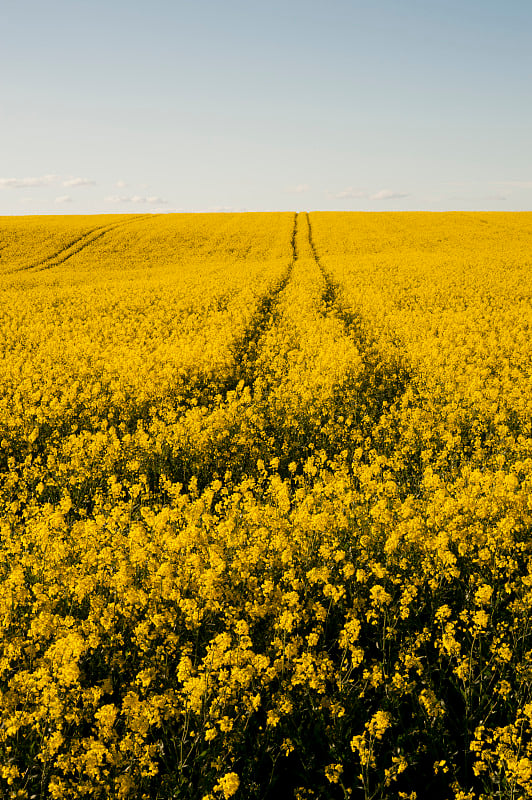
xmin=2 ymin=211 xmax=532 ymax=800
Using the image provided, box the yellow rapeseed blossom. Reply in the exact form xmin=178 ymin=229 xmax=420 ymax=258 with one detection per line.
xmin=213 ymin=772 xmax=240 ymax=799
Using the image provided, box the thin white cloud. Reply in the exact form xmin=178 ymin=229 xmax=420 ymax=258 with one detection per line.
xmin=55 ymin=195 xmax=72 ymax=204
xmin=495 ymin=180 xmax=532 ymax=189
xmin=132 ymin=195 xmax=167 ymax=204
xmin=370 ymin=189 xmax=409 ymax=200
xmin=286 ymin=184 xmax=310 ymax=194
xmin=332 ymin=188 xmax=367 ymax=199
xmin=63 ymin=177 xmax=96 ymax=188
xmin=0 ymin=174 xmax=58 ymax=189
xmin=330 ymin=187 xmax=409 ymax=201
xmin=104 ymin=194 xmax=168 ymax=205
xmin=115 ymin=180 xmax=127 ymax=188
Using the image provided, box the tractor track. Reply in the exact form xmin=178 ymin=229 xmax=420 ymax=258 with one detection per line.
xmin=165 ymin=213 xmax=298 ymax=414
xmin=306 ymin=211 xmax=412 ymax=400
xmin=5 ymin=214 xmax=157 ymax=275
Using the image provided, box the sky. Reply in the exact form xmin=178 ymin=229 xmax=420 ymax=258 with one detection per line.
xmin=1 ymin=0 xmax=531 ymax=214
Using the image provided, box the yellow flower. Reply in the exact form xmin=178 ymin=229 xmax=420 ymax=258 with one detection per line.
xmin=474 ymin=584 xmax=493 ymax=605
xmin=368 ymin=710 xmax=392 ymax=740
xmin=214 ymin=772 xmax=240 ymax=799
xmin=325 ymin=763 xmax=344 ymax=784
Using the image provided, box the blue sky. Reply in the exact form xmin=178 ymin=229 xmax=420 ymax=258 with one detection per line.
xmin=2 ymin=0 xmax=531 ymax=213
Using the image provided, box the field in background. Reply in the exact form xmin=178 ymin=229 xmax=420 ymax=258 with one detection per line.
xmin=2 ymin=212 xmax=532 ymax=799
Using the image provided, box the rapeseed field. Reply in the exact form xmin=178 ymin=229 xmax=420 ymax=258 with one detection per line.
xmin=2 ymin=211 xmax=532 ymax=800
